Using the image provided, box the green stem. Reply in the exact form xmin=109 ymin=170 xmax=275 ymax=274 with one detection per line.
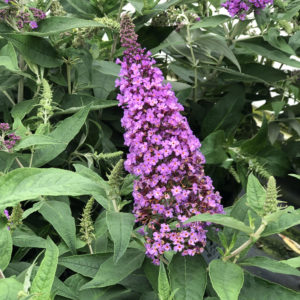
xmin=224 ymin=221 xmax=267 ymax=261
xmin=15 ymin=157 xmax=24 ymax=169
xmin=3 ymin=91 xmax=15 ymax=106
xmin=17 ymin=56 xmax=25 ymax=103
xmin=186 ymin=22 xmax=198 ymax=102
xmin=29 ymin=146 xmax=34 ymax=168
xmin=110 ymin=0 xmax=124 ymax=60
xmin=67 ymin=64 xmax=72 ymax=94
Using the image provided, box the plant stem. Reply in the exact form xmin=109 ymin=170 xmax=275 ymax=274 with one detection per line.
xmin=15 ymin=157 xmax=25 ymax=169
xmin=3 ymin=91 xmax=15 ymax=106
xmin=17 ymin=56 xmax=25 ymax=103
xmin=185 ymin=21 xmax=198 ymax=102
xmin=88 ymin=243 xmax=94 ymax=254
xmin=224 ymin=221 xmax=267 ymax=261
xmin=67 ymin=63 xmax=72 ymax=94
xmin=29 ymin=146 xmax=34 ymax=168
xmin=110 ymin=0 xmax=124 ymax=60
xmin=0 ymin=269 xmax=5 ymax=279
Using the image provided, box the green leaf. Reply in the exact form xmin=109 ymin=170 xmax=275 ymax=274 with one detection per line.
xmin=96 ymin=60 xmax=120 ymax=77
xmin=289 ymin=31 xmax=300 ymax=52
xmin=106 ymin=212 xmax=135 ymax=263
xmin=11 ymin=99 xmax=39 ymax=120
xmin=201 ymin=130 xmax=227 ymax=164
xmin=92 ymin=62 xmax=119 ymax=100
xmin=74 ymin=164 xmax=109 ymax=210
xmin=120 ymin=174 xmax=135 ymax=196
xmin=158 ymin=262 xmax=170 ymax=300
xmin=209 ymin=260 xmax=244 ymax=300
xmin=12 ymin=225 xmax=46 ymax=248
xmin=5 ymin=34 xmax=62 ymax=68
xmin=169 ymin=254 xmax=207 ymax=300
xmin=80 ymin=248 xmax=145 ymax=289
xmin=194 ymin=34 xmax=240 ymax=71
xmin=39 ymin=201 xmax=77 ymax=254
xmin=0 ymin=278 xmax=23 ymax=300
xmin=262 ymin=208 xmax=300 ymax=236
xmin=289 ymin=174 xmax=300 ymax=180
xmin=240 ymin=256 xmax=300 ymax=277
xmin=30 ymin=237 xmax=59 ymax=299
xmin=0 ymin=168 xmax=105 ymax=210
xmin=32 ymin=105 xmax=90 ymax=167
xmin=14 ymin=135 xmax=61 ymax=151
xmin=191 ymin=15 xmax=230 ymax=29
xmin=282 ymin=257 xmax=300 ymax=268
xmin=52 ymin=277 xmax=79 ymax=300
xmin=185 ymin=214 xmax=253 ymax=234
xmin=263 ymin=28 xmax=295 ymax=55
xmin=59 ymin=253 xmax=112 ymax=278
xmin=241 ymin=117 xmax=269 ymax=155
xmin=0 ymin=42 xmax=18 ymax=71
xmin=0 ymin=152 xmax=17 ymax=173
xmin=237 ymin=38 xmax=300 ymax=68
xmin=128 ymin=0 xmax=144 ymax=14
xmin=202 ymin=85 xmax=245 ymax=136
xmin=246 ymin=173 xmax=266 ymax=214
xmin=60 ymin=0 xmax=96 ymax=16
xmin=31 ymin=17 xmax=106 ymax=36
xmin=0 ymin=218 xmax=12 ymax=271
xmin=143 ymin=258 xmax=159 ymax=293
xmin=239 ymin=271 xmax=300 ymax=300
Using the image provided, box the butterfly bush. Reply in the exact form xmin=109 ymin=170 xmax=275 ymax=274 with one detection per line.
xmin=222 ymin=0 xmax=273 ymax=20
xmin=116 ymin=15 xmax=223 ymax=264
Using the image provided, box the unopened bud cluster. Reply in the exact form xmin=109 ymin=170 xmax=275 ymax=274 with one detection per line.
xmin=152 ymin=6 xmax=200 ymax=27
xmin=37 ymin=79 xmax=54 ymax=125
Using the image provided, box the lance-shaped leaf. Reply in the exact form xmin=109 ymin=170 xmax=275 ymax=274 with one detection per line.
xmin=209 ymin=260 xmax=244 ymax=300
xmin=169 ymin=254 xmax=207 ymax=300
xmin=106 ymin=211 xmax=135 ymax=263
xmin=184 ymin=214 xmax=253 ymax=234
xmin=30 ymin=237 xmax=59 ymax=299
xmin=240 ymin=256 xmax=300 ymax=277
xmin=32 ymin=105 xmax=91 ymax=167
xmin=0 ymin=168 xmax=106 ymax=210
xmin=80 ymin=248 xmax=145 ymax=289
xmin=39 ymin=201 xmax=77 ymax=254
xmin=0 ymin=218 xmax=12 ymax=271
xmin=246 ymin=173 xmax=266 ymax=215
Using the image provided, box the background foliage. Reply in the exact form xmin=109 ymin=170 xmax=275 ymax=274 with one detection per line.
xmin=0 ymin=0 xmax=299 ymax=299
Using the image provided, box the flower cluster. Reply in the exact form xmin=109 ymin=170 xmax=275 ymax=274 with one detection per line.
xmin=0 ymin=1 xmax=46 ymax=30
xmin=222 ymin=0 xmax=273 ymax=20
xmin=0 ymin=123 xmax=20 ymax=150
xmin=17 ymin=7 xmax=46 ymax=29
xmin=116 ymin=15 xmax=223 ymax=264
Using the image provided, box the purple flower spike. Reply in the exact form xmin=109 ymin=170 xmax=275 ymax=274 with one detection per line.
xmin=116 ymin=15 xmax=224 ymax=264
